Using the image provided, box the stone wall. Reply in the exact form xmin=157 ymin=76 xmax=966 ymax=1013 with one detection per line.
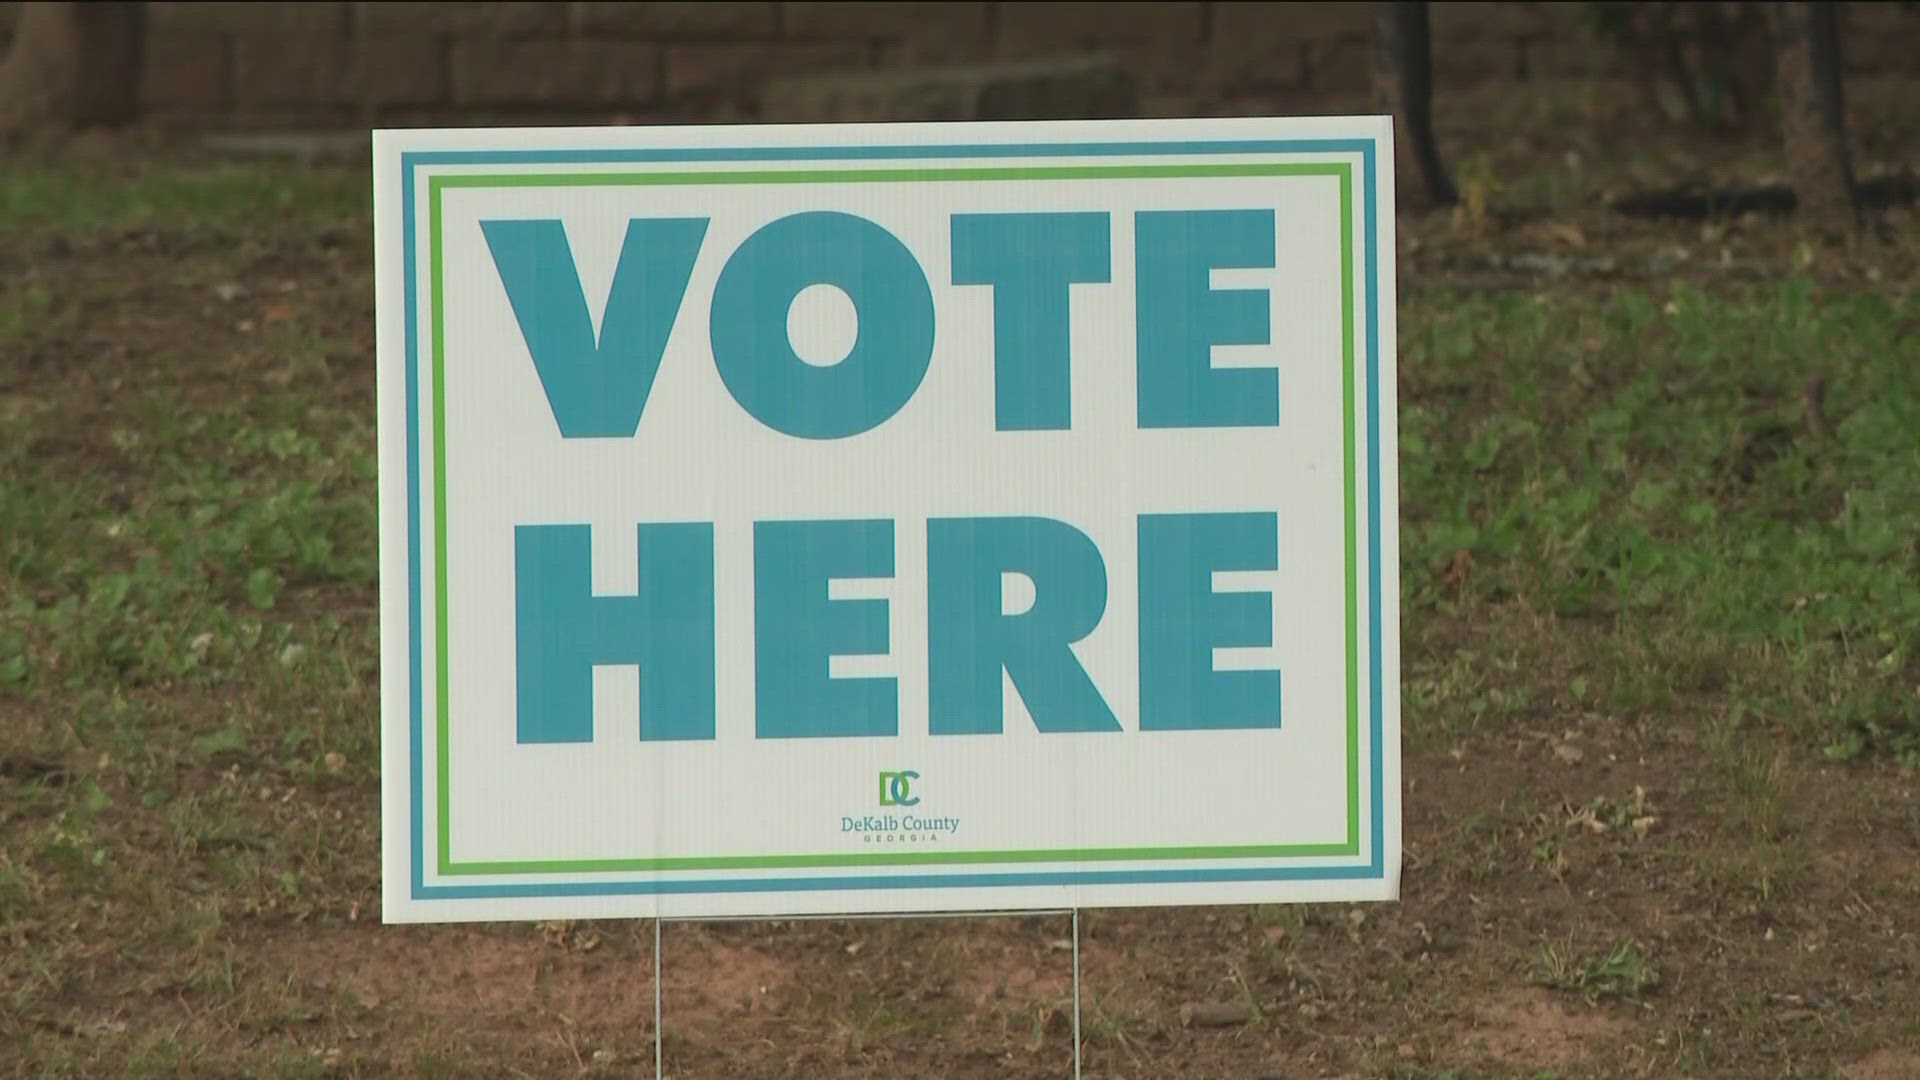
xmin=0 ymin=1 xmax=1914 ymax=127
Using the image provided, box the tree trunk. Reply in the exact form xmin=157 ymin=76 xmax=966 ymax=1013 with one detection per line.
xmin=1768 ymin=2 xmax=1858 ymax=226
xmin=1372 ymin=1 xmax=1458 ymax=209
xmin=0 ymin=1 xmax=145 ymax=139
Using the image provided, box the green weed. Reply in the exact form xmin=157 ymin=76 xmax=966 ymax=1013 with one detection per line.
xmin=1533 ymin=940 xmax=1659 ymax=1001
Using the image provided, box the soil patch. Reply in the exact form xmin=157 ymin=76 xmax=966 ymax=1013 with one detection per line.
xmin=1468 ymin=989 xmax=1633 ymax=1070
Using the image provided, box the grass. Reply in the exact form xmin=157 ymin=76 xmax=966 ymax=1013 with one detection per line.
xmin=0 ymin=157 xmax=366 ymax=237
xmin=2 ymin=151 xmax=1918 ymax=1077
xmin=1 ymin=160 xmax=385 ymax=1074
xmin=1534 ymin=940 xmax=1660 ymax=1001
xmin=1400 ymin=280 xmax=1920 ymax=763
xmin=1706 ymin=704 xmax=1792 ymax=841
xmin=0 ymin=382 xmax=379 ymax=784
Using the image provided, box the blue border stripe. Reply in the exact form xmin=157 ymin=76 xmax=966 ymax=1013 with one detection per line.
xmin=402 ymin=168 xmax=425 ymax=898
xmin=400 ymin=136 xmax=1387 ymax=900
xmin=1363 ymin=142 xmax=1384 ymax=877
xmin=402 ymin=139 xmax=1367 ymax=167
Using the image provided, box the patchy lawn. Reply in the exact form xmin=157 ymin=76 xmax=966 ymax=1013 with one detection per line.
xmin=2 ymin=110 xmax=1917 ymax=1079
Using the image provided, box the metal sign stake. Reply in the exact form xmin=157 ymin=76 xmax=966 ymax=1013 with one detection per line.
xmin=1072 ymin=907 xmax=1083 ymax=1080
xmin=653 ymin=917 xmax=664 ymax=1080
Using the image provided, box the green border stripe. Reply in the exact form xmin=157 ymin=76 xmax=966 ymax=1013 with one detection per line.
xmin=1340 ymin=165 xmax=1359 ymax=849
xmin=427 ymin=161 xmax=1363 ymax=875
xmin=453 ymin=841 xmax=1358 ymax=876
xmin=430 ymin=182 xmax=452 ymax=874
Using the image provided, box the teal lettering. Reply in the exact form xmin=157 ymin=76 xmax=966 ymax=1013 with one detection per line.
xmin=950 ymin=212 xmax=1111 ymax=431
xmin=927 ymin=516 xmax=1119 ymax=734
xmin=710 ymin=212 xmax=935 ymax=440
xmin=481 ymin=218 xmax=708 ymax=438
xmin=1134 ymin=209 xmax=1278 ymax=429
xmin=513 ymin=523 xmax=715 ymax=743
xmin=1137 ymin=512 xmax=1282 ymax=730
xmin=754 ymin=519 xmax=897 ymax=737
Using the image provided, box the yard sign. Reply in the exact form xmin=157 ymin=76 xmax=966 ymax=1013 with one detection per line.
xmin=376 ymin=117 xmax=1400 ymax=923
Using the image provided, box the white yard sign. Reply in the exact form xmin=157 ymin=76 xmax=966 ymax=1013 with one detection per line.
xmin=376 ymin=117 xmax=1400 ymax=922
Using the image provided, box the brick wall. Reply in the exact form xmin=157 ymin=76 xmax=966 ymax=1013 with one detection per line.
xmin=0 ymin=1 xmax=1914 ymax=127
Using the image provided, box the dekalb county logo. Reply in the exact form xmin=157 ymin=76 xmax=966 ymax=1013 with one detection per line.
xmin=878 ymin=770 xmax=920 ymax=807
xmin=845 ymin=771 xmax=957 ymax=841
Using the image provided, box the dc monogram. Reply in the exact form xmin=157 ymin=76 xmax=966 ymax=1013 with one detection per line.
xmin=878 ymin=771 xmax=920 ymax=807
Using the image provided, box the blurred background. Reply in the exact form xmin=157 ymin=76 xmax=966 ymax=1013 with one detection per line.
xmin=5 ymin=1 xmax=1918 ymax=227
xmin=0 ymin=1 xmax=1910 ymax=129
